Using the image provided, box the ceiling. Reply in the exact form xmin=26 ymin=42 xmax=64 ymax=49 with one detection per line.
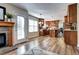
xmin=12 ymin=3 xmax=71 ymax=21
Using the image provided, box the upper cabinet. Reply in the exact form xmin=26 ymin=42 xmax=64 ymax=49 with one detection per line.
xmin=64 ymin=15 xmax=70 ymax=29
xmin=68 ymin=3 xmax=77 ymax=23
xmin=46 ymin=20 xmax=59 ymax=28
xmin=64 ymin=3 xmax=77 ymax=29
xmin=64 ymin=15 xmax=69 ymax=24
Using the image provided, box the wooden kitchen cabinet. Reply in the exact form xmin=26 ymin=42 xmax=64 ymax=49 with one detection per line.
xmin=69 ymin=31 xmax=77 ymax=46
xmin=64 ymin=3 xmax=77 ymax=47
xmin=64 ymin=16 xmax=69 ymax=24
xmin=68 ymin=3 xmax=77 ymax=23
xmin=64 ymin=31 xmax=77 ymax=46
xmin=64 ymin=31 xmax=70 ymax=44
xmin=64 ymin=15 xmax=70 ymax=29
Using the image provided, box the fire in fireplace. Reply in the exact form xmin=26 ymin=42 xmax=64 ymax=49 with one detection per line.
xmin=0 ymin=33 xmax=6 ymax=48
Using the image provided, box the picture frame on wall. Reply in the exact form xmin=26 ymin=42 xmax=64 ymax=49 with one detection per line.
xmin=0 ymin=6 xmax=6 ymax=21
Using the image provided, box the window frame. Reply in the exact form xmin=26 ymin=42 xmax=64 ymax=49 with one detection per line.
xmin=29 ymin=19 xmax=38 ymax=32
xmin=17 ymin=16 xmax=25 ymax=40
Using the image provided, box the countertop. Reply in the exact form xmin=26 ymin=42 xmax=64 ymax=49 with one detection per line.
xmin=64 ymin=29 xmax=77 ymax=31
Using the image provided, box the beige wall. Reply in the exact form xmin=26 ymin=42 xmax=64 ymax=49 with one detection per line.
xmin=28 ymin=32 xmax=39 ymax=38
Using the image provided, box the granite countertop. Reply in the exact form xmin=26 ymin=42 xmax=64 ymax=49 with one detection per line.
xmin=64 ymin=29 xmax=77 ymax=31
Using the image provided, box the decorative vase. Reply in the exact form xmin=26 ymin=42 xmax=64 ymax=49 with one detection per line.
xmin=5 ymin=15 xmax=8 ymax=22
xmin=8 ymin=19 xmax=11 ymax=22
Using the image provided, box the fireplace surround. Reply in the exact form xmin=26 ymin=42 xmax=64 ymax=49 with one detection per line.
xmin=0 ymin=21 xmax=15 ymax=47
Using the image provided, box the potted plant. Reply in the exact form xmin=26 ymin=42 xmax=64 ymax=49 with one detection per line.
xmin=6 ymin=13 xmax=13 ymax=22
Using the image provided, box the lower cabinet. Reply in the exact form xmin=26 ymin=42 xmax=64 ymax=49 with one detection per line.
xmin=64 ymin=31 xmax=77 ymax=46
xmin=49 ymin=30 xmax=58 ymax=37
xmin=49 ymin=30 xmax=55 ymax=37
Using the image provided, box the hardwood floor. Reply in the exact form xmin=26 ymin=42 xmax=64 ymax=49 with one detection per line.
xmin=4 ymin=36 xmax=79 ymax=55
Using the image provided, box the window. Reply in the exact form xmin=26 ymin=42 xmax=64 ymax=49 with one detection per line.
xmin=29 ymin=19 xmax=38 ymax=32
xmin=17 ymin=16 xmax=25 ymax=40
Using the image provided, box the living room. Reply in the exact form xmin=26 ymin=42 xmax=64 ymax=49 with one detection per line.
xmin=0 ymin=3 xmax=79 ymax=55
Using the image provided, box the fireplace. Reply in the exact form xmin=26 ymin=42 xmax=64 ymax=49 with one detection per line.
xmin=0 ymin=33 xmax=6 ymax=48
xmin=0 ymin=22 xmax=15 ymax=47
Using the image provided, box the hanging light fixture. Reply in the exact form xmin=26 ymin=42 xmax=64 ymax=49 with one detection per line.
xmin=39 ymin=13 xmax=43 ymax=24
xmin=40 ymin=13 xmax=42 ymax=18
